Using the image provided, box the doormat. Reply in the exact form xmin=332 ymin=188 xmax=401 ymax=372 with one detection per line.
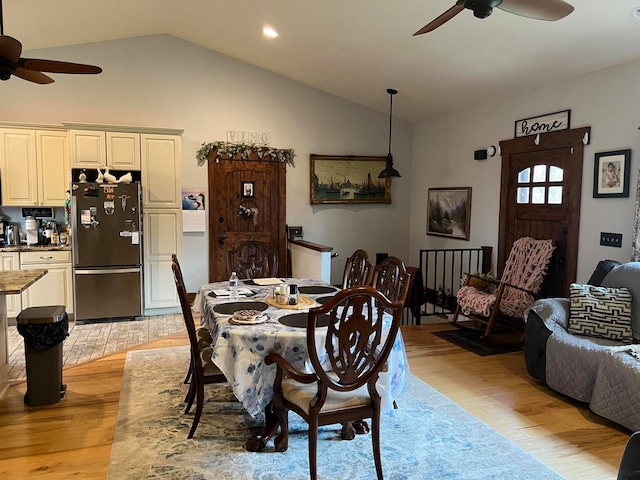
xmin=432 ymin=329 xmax=523 ymax=356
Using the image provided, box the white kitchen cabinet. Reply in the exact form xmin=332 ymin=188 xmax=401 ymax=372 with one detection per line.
xmin=69 ymin=129 xmax=140 ymax=170
xmin=141 ymin=134 xmax=182 ymax=209
xmin=20 ymin=251 xmax=73 ymax=315
xmin=143 ymin=209 xmax=181 ymax=312
xmin=0 ymin=128 xmax=69 ymax=206
xmin=0 ymin=252 xmax=21 ymax=318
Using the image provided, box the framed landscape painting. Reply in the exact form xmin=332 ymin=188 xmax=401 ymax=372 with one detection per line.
xmin=310 ymin=154 xmax=391 ymax=205
xmin=427 ymin=187 xmax=471 ymax=240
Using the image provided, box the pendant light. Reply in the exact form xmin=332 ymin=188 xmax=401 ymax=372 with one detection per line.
xmin=379 ymin=88 xmax=401 ymax=178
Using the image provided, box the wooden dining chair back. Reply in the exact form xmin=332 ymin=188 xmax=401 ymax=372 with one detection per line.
xmin=451 ymin=236 xmax=555 ymax=343
xmin=171 ymin=261 xmax=226 ymax=439
xmin=342 ymin=249 xmax=374 ymax=289
xmin=265 ymin=285 xmax=403 ymax=480
xmin=370 ymin=256 xmax=411 ymax=307
xmin=227 ymin=240 xmax=279 ymax=279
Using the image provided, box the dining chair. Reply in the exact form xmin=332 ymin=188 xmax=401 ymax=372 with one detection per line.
xmin=171 ymin=261 xmax=227 ymax=439
xmin=342 ymin=249 xmax=374 ymax=289
xmin=226 ymin=240 xmax=279 ymax=279
xmin=370 ymin=256 xmax=411 ymax=306
xmin=171 ymin=254 xmax=213 ymax=388
xmin=265 ymin=285 xmax=403 ymax=480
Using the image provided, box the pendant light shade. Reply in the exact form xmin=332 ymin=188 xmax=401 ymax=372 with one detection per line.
xmin=379 ymin=88 xmax=400 ymax=178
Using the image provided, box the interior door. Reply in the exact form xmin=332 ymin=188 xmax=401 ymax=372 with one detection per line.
xmin=207 ymin=156 xmax=286 ymax=282
xmin=498 ymin=127 xmax=590 ymax=297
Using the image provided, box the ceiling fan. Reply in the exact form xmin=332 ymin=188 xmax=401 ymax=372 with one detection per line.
xmin=0 ymin=0 xmax=101 ymax=84
xmin=414 ymin=0 xmax=574 ymax=35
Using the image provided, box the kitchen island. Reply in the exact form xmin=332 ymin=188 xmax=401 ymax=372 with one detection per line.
xmin=0 ymin=269 xmax=47 ymax=397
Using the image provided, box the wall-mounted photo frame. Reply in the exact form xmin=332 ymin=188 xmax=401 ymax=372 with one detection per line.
xmin=427 ymin=187 xmax=472 ymax=240
xmin=593 ymin=149 xmax=631 ymax=198
xmin=242 ymin=181 xmax=255 ymax=198
xmin=310 ymin=154 xmax=391 ymax=205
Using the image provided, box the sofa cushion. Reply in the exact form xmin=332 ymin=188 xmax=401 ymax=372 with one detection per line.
xmin=602 ymin=262 xmax=640 ymax=341
xmin=568 ymin=283 xmax=633 ymax=343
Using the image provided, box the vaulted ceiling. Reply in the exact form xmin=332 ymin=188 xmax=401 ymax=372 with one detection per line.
xmin=4 ymin=0 xmax=640 ymax=122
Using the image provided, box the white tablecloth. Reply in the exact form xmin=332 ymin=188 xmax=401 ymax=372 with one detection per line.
xmin=196 ymin=278 xmax=409 ymax=417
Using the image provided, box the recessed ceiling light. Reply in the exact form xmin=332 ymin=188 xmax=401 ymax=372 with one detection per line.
xmin=262 ymin=26 xmax=278 ymax=38
xmin=632 ymin=7 xmax=640 ymax=18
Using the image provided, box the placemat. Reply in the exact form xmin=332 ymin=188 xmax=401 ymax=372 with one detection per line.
xmin=213 ymin=301 xmax=269 ymax=315
xmin=298 ymin=285 xmax=338 ymax=295
xmin=278 ymin=312 xmax=331 ymax=328
xmin=266 ymin=295 xmax=316 ymax=310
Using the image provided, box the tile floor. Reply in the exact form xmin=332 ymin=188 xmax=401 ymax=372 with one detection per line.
xmin=8 ymin=314 xmax=185 ymax=382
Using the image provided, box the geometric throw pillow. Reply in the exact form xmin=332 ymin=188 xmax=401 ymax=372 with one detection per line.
xmin=568 ymin=283 xmax=633 ymax=344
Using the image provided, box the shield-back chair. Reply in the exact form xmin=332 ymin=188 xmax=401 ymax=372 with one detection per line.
xmin=370 ymin=256 xmax=411 ymax=306
xmin=171 ymin=260 xmax=226 ymax=439
xmin=264 ymin=285 xmax=403 ymax=480
xmin=342 ymin=249 xmax=374 ymax=288
xmin=227 ymin=240 xmax=279 ymax=279
xmin=450 ymin=236 xmax=555 ymax=342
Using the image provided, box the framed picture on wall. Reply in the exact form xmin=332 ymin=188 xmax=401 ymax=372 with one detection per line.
xmin=310 ymin=154 xmax=391 ymax=204
xmin=242 ymin=181 xmax=255 ymax=198
xmin=593 ymin=149 xmax=631 ymax=198
xmin=427 ymin=187 xmax=472 ymax=240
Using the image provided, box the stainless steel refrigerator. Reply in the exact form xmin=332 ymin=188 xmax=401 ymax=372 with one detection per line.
xmin=71 ymin=182 xmax=143 ymax=322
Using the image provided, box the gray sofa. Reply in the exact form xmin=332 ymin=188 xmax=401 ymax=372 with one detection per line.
xmin=524 ymin=261 xmax=640 ymax=432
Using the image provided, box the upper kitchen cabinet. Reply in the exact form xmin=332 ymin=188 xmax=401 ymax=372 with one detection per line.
xmin=69 ymin=129 xmax=140 ymax=170
xmin=141 ymin=134 xmax=182 ymax=209
xmin=0 ymin=127 xmax=69 ymax=207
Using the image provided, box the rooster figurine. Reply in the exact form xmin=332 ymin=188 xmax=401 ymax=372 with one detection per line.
xmin=95 ymin=168 xmax=104 ymax=183
xmin=103 ymin=167 xmax=117 ymax=184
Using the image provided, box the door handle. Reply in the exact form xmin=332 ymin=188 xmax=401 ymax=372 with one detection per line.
xmin=218 ymin=231 xmax=227 ymax=246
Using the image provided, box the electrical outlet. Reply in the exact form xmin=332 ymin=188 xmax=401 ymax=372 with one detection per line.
xmin=600 ymin=232 xmax=622 ymax=247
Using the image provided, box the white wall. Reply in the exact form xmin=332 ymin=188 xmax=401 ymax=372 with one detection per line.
xmin=410 ymin=59 xmax=640 ymax=282
xmin=0 ymin=35 xmax=412 ymax=290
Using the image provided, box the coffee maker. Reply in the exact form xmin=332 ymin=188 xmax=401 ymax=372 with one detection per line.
xmin=25 ymin=216 xmax=39 ymax=246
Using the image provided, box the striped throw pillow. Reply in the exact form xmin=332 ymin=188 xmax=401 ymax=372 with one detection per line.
xmin=568 ymin=283 xmax=633 ymax=343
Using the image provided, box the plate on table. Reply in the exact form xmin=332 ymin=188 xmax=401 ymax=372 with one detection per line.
xmin=315 ymin=295 xmax=347 ymax=306
xmin=298 ymin=285 xmax=339 ymax=295
xmin=213 ymin=301 xmax=269 ymax=315
xmin=229 ymin=309 xmax=269 ymax=325
xmin=278 ymin=312 xmax=331 ymax=328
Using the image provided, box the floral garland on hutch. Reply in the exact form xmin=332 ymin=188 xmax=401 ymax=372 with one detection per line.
xmin=196 ymin=141 xmax=296 ymax=167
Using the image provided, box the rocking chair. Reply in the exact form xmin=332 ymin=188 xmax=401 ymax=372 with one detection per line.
xmin=450 ymin=236 xmax=555 ymax=343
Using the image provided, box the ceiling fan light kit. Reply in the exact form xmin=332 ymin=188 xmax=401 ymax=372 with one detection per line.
xmin=0 ymin=0 xmax=102 ymax=84
xmin=414 ymin=0 xmax=574 ymax=35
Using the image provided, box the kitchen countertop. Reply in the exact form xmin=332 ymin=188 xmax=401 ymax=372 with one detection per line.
xmin=0 ymin=269 xmax=48 ymax=294
xmin=0 ymin=245 xmax=71 ymax=253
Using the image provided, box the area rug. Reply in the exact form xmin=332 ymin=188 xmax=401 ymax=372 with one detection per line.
xmin=107 ymin=346 xmax=563 ymax=480
xmin=432 ymin=329 xmax=523 ymax=356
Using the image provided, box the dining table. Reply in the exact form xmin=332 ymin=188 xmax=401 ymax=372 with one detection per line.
xmin=195 ymin=277 xmax=410 ymax=421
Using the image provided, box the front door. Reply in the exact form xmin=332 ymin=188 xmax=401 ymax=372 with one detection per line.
xmin=498 ymin=127 xmax=590 ymax=297
xmin=207 ymin=156 xmax=286 ymax=282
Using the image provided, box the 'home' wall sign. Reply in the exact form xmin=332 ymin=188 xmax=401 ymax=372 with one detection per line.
xmin=514 ymin=110 xmax=571 ymax=138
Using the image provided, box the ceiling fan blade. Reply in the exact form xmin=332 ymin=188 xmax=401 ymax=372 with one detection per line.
xmin=14 ymin=68 xmax=54 ymax=84
xmin=0 ymin=35 xmax=21 ymax=63
xmin=497 ymin=0 xmax=574 ymax=21
xmin=414 ymin=2 xmax=465 ymax=35
xmin=20 ymin=58 xmax=102 ymax=75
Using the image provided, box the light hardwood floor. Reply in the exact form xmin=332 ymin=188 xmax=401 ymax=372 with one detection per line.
xmin=0 ymin=322 xmax=631 ymax=479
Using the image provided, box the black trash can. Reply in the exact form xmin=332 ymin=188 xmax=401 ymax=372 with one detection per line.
xmin=16 ymin=305 xmax=69 ymax=407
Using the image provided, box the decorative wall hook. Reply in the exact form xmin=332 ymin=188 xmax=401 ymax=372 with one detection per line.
xmin=534 ymin=133 xmax=540 ymax=145
xmin=583 ymin=131 xmax=589 ymax=145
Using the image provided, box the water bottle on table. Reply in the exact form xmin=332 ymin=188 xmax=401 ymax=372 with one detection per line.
xmin=229 ymin=271 xmax=239 ymax=301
